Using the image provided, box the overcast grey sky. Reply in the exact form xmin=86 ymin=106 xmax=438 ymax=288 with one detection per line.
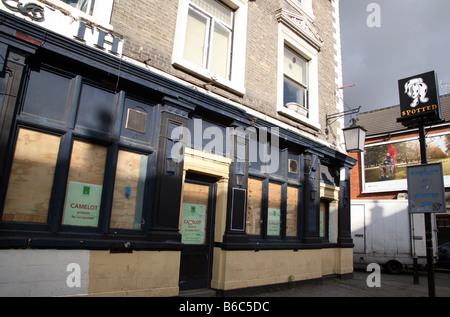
xmin=339 ymin=0 xmax=450 ymax=114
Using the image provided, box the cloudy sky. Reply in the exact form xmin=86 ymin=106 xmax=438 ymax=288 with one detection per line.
xmin=339 ymin=0 xmax=450 ymax=114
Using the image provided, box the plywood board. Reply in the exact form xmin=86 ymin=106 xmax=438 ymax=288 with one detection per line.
xmin=110 ymin=151 xmax=146 ymax=229
xmin=2 ymin=129 xmax=60 ymax=223
xmin=267 ymin=183 xmax=281 ymax=236
xmin=182 ymin=182 xmax=209 ymax=206
xmin=62 ymin=140 xmax=107 ymax=226
xmin=286 ymin=186 xmax=298 ymax=236
xmin=181 ymin=182 xmax=209 ymax=244
xmin=246 ymin=178 xmax=262 ymax=235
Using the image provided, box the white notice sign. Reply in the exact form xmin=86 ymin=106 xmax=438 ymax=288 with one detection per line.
xmin=407 ymin=162 xmax=446 ymax=213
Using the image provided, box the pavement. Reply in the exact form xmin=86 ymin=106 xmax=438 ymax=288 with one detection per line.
xmin=174 ymin=268 xmax=449 ymax=315
xmin=239 ymin=267 xmax=450 ymax=297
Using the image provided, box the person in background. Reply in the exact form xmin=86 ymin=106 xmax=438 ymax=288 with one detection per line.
xmin=388 ymin=144 xmax=398 ymax=173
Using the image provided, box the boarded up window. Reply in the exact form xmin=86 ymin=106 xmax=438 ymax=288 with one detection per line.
xmin=62 ymin=140 xmax=107 ymax=227
xmin=286 ymin=186 xmax=298 ymax=237
xmin=110 ymin=150 xmax=147 ymax=230
xmin=320 ymin=200 xmax=328 ymax=238
xmin=246 ymin=177 xmax=262 ymax=235
xmin=2 ymin=129 xmax=60 ymax=223
xmin=267 ymin=182 xmax=281 ymax=236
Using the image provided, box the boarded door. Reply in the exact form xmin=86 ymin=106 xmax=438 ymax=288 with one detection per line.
xmin=179 ymin=175 xmax=216 ymax=290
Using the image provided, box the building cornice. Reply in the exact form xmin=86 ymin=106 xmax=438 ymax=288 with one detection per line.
xmin=274 ymin=8 xmax=323 ymax=51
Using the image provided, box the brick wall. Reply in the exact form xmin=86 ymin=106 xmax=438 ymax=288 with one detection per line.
xmin=111 ymin=0 xmax=179 ymax=73
xmin=243 ymin=1 xmax=279 ymax=115
xmin=313 ymin=0 xmax=340 ymax=133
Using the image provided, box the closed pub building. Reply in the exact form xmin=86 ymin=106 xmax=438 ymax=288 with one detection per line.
xmin=0 ymin=0 xmax=355 ymax=296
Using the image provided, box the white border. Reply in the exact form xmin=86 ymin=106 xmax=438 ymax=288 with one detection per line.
xmin=361 ymin=132 xmax=450 ymax=193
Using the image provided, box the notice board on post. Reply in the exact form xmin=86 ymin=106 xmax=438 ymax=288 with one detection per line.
xmin=407 ymin=162 xmax=446 ymax=213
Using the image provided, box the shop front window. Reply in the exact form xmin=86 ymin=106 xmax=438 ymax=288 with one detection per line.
xmin=267 ymin=182 xmax=282 ymax=236
xmin=2 ymin=129 xmax=60 ymax=224
xmin=286 ymin=186 xmax=298 ymax=237
xmin=246 ymin=177 xmax=301 ymax=239
xmin=246 ymin=148 xmax=302 ymax=240
xmin=0 ymin=62 xmax=157 ymax=246
xmin=62 ymin=141 xmax=107 ymax=227
xmin=246 ymin=177 xmax=262 ymax=235
xmin=110 ymin=151 xmax=148 ymax=230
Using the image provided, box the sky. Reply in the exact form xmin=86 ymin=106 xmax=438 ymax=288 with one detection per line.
xmin=339 ymin=0 xmax=450 ymax=115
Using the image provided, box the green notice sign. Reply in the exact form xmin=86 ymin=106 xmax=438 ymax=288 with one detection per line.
xmin=267 ymin=208 xmax=281 ymax=236
xmin=181 ymin=203 xmax=206 ymax=244
xmin=64 ymin=182 xmax=103 ymax=227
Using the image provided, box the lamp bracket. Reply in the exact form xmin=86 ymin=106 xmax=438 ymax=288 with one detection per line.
xmin=326 ymin=106 xmax=361 ymax=127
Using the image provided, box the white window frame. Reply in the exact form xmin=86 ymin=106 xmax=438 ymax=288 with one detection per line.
xmin=284 ymin=46 xmax=309 ymax=111
xmin=46 ymin=0 xmax=114 ymax=28
xmin=277 ymin=23 xmax=320 ymax=130
xmin=173 ymin=0 xmax=248 ymax=95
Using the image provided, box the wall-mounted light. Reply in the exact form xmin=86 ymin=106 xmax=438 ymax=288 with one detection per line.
xmin=235 ymin=171 xmax=244 ymax=187
xmin=325 ymin=106 xmax=366 ymax=153
xmin=165 ymin=136 xmax=179 ymax=175
xmin=166 ymin=157 xmax=177 ymax=175
xmin=342 ymin=121 xmax=367 ymax=153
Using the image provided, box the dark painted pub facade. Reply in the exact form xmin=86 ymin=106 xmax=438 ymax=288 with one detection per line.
xmin=0 ymin=3 xmax=356 ymax=296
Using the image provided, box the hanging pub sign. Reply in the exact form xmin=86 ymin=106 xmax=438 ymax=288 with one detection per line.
xmin=397 ymin=71 xmax=441 ymax=127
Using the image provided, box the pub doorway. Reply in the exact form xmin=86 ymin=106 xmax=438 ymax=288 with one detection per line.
xmin=179 ymin=173 xmax=217 ymax=290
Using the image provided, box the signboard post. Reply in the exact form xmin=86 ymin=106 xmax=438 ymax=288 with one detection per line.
xmin=397 ymin=70 xmax=442 ymax=297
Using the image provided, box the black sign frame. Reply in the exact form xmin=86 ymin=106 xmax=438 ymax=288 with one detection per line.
xmin=397 ymin=71 xmax=442 ymax=127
